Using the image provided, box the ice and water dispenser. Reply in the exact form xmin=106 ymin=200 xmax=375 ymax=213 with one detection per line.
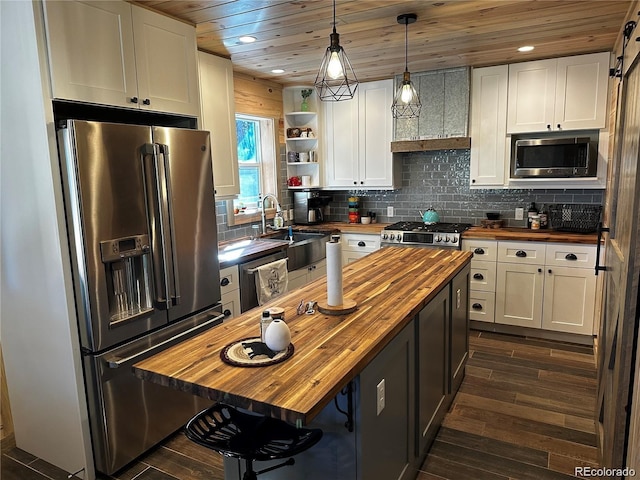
xmin=100 ymin=234 xmax=153 ymax=326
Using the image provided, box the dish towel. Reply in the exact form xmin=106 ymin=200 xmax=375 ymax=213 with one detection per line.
xmin=254 ymin=258 xmax=288 ymax=306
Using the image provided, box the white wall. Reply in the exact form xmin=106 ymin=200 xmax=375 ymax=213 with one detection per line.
xmin=0 ymin=1 xmax=94 ymax=477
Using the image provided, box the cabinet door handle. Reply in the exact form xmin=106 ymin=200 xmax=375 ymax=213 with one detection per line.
xmin=130 ymin=96 xmax=139 ymax=104
xmin=548 ymin=269 xmax=553 ymax=274
xmin=220 ymin=277 xmax=230 ymax=287
xmin=515 ymin=250 xmax=527 ymax=258
xmin=538 ymin=268 xmax=542 ymax=273
xmin=547 ymin=124 xmax=551 ymax=130
xmin=474 ymin=248 xmax=485 ymax=255
xmin=143 ymin=98 xmax=151 ymax=105
xmin=358 ymin=241 xmax=366 ymax=247
xmin=557 ymin=123 xmax=561 ymax=130
xmin=565 ymin=253 xmax=578 ymax=261
xmin=223 ymin=309 xmax=232 ymax=317
xmin=473 ymin=273 xmax=484 ymax=280
xmin=472 ymin=303 xmax=483 ymax=310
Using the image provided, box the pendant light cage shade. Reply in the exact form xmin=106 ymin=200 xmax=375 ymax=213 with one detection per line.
xmin=392 ymin=72 xmax=422 ymax=119
xmin=314 ymin=0 xmax=358 ymax=101
xmin=392 ymin=13 xmax=421 ymax=119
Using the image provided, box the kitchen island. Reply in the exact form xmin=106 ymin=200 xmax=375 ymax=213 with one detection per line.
xmin=133 ymin=246 xmax=472 ymax=480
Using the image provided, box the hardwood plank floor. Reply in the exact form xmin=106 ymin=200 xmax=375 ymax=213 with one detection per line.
xmin=1 ymin=331 xmax=598 ymax=480
xmin=418 ymin=330 xmax=599 ymax=480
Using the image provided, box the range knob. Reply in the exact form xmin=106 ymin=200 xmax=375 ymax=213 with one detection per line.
xmin=435 ymin=235 xmax=442 ymax=242
xmin=451 ymin=236 xmax=458 ymax=244
xmin=396 ymin=234 xmax=402 ymax=242
xmin=382 ymin=233 xmax=388 ymax=240
xmin=389 ymin=233 xmax=395 ymax=241
xmin=444 ymin=236 xmax=450 ymax=243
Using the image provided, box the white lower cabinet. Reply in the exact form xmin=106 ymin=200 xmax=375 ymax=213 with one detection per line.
xmin=287 ymin=259 xmax=327 ymax=290
xmin=220 ymin=265 xmax=241 ymax=320
xmin=495 ymin=261 xmax=545 ymax=328
xmin=463 ymin=239 xmax=597 ymax=335
xmin=341 ymin=233 xmax=381 ymax=265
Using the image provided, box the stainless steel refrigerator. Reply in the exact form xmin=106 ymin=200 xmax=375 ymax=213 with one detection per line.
xmin=57 ymin=120 xmax=223 ymax=475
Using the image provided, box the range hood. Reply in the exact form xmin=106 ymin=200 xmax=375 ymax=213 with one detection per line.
xmin=391 ymin=136 xmax=471 ymax=153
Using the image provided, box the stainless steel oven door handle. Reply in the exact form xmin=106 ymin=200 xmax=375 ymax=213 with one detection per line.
xmin=106 ymin=312 xmax=225 ymax=368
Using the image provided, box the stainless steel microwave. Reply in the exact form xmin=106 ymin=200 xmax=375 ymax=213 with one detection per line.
xmin=511 ymin=137 xmax=597 ymax=178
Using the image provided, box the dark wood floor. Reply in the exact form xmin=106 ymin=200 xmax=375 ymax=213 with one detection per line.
xmin=1 ymin=330 xmax=598 ymax=480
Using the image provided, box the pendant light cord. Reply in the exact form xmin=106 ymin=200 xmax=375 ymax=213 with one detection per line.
xmin=404 ymin=18 xmax=408 ymax=72
xmin=332 ymin=0 xmax=337 ymax=35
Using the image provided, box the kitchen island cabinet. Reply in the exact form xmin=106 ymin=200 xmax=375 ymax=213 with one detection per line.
xmin=133 ymin=247 xmax=471 ymax=480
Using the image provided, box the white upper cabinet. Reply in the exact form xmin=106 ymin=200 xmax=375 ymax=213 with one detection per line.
xmin=324 ymin=79 xmax=399 ymax=189
xmin=198 ymin=52 xmax=240 ymax=198
xmin=507 ymin=52 xmax=610 ymax=133
xmin=44 ymin=1 xmax=200 ymax=117
xmin=470 ymin=65 xmax=508 ymax=187
xmin=44 ymin=1 xmax=138 ymax=107
xmin=131 ymin=5 xmax=200 ymax=116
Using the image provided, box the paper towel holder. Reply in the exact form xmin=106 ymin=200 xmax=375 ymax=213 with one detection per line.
xmin=317 ymin=234 xmax=357 ymax=315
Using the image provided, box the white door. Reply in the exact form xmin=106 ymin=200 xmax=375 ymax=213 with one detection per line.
xmin=358 ymin=80 xmax=394 ymax=187
xmin=131 ymin=5 xmax=200 ymax=116
xmin=541 ymin=266 xmax=596 ymax=334
xmin=323 ymin=99 xmax=359 ymax=187
xmin=44 ymin=1 xmax=138 ymax=108
xmin=507 ymin=59 xmax=557 ymax=133
xmin=495 ymin=263 xmax=544 ymax=328
xmin=555 ymin=52 xmax=609 ymax=130
xmin=470 ymin=65 xmax=508 ymax=186
xmin=198 ymin=52 xmax=240 ymax=198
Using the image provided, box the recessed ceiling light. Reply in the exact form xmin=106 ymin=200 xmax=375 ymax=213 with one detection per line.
xmin=518 ymin=45 xmax=535 ymax=52
xmin=271 ymin=69 xmax=285 ymax=74
xmin=239 ymin=35 xmax=257 ymax=44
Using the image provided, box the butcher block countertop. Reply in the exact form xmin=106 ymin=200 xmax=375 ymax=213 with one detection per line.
xmin=295 ymin=221 xmax=391 ymax=235
xmin=463 ymin=226 xmax=599 ymax=244
xmin=133 ymin=247 xmax=472 ymax=425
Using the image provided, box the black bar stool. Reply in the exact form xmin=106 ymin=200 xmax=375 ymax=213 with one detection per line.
xmin=185 ymin=403 xmax=323 ymax=480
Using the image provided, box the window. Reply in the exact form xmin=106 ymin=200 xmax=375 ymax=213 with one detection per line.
xmin=227 ymin=114 xmax=278 ymax=226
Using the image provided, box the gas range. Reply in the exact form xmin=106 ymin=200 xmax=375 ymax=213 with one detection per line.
xmin=380 ymin=222 xmax=472 ymax=248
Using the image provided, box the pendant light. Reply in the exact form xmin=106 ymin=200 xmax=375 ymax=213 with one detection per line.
xmin=314 ymin=0 xmax=358 ymax=101
xmin=392 ymin=13 xmax=421 ymax=119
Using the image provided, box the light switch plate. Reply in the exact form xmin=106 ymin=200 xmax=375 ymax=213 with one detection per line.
xmin=387 ymin=206 xmax=394 ymax=217
xmin=515 ymin=207 xmax=524 ymax=220
xmin=376 ymin=379 xmax=385 ymax=416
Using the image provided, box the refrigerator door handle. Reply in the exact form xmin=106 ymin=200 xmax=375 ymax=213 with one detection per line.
xmin=157 ymin=143 xmax=181 ymax=306
xmin=106 ymin=311 xmax=225 ymax=369
xmin=142 ymin=144 xmax=171 ymax=309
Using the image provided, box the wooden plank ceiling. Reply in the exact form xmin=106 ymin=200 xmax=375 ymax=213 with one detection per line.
xmin=133 ymin=0 xmax=633 ymax=86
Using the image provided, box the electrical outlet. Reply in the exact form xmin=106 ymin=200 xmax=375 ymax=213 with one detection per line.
xmin=376 ymin=379 xmax=386 ymax=416
xmin=387 ymin=206 xmax=394 ymax=217
xmin=282 ymin=210 xmax=288 ymax=221
xmin=515 ymin=207 xmax=524 ymax=220
xmin=288 ymin=209 xmax=294 ymax=222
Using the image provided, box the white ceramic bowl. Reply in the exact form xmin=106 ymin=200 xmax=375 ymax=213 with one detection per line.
xmin=361 ymin=217 xmax=371 ymax=224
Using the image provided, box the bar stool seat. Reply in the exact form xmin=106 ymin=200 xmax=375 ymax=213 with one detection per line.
xmin=185 ymin=403 xmax=323 ymax=480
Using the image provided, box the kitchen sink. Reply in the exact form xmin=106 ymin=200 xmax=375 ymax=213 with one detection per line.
xmin=262 ymin=231 xmax=331 ymax=271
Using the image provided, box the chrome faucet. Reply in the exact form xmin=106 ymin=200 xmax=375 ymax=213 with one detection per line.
xmin=261 ymin=193 xmax=281 ymax=235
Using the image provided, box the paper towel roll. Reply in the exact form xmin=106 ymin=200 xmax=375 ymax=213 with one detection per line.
xmin=326 ymin=237 xmax=343 ymax=306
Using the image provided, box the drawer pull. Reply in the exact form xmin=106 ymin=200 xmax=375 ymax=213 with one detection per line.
xmin=548 ymin=269 xmax=553 ymax=274
xmin=515 ymin=250 xmax=527 ymax=258
xmin=220 ymin=277 xmax=230 ymax=287
xmin=472 ymin=303 xmax=483 ymax=310
xmin=565 ymin=253 xmax=578 ymax=261
xmin=474 ymin=248 xmax=485 ymax=255
xmin=223 ymin=309 xmax=232 ymax=317
xmin=538 ymin=268 xmax=542 ymax=273
xmin=358 ymin=241 xmax=366 ymax=247
xmin=473 ymin=273 xmax=484 ymax=280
